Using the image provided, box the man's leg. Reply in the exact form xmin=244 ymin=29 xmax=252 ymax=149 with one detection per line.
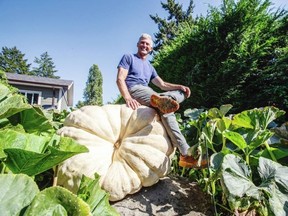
xmin=129 ymin=85 xmax=156 ymax=106
xmin=160 ymin=112 xmax=189 ymax=156
xmin=130 ymin=86 xmax=189 ymax=153
xmin=160 ymin=90 xmax=186 ymax=104
xmin=129 ymin=86 xmax=207 ymax=168
xmin=159 ymin=90 xmax=190 ymax=155
xmin=158 ymin=90 xmax=208 ymax=168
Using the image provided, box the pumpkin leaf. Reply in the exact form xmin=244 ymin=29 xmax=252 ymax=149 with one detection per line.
xmin=78 ymin=173 xmax=120 ymax=216
xmin=0 ymin=174 xmax=39 ymax=216
xmin=24 ymin=186 xmax=91 ymax=216
xmin=258 ymin=157 xmax=288 ymax=216
xmin=0 ymin=82 xmax=10 ymax=101
xmin=219 ymin=104 xmax=233 ymax=117
xmin=260 ymin=146 xmax=288 ymax=161
xmin=268 ymin=183 xmax=288 ymax=216
xmin=19 ymin=107 xmax=54 ymax=134
xmin=223 ymin=130 xmax=247 ymax=150
xmin=222 ymin=154 xmax=259 ymax=199
xmin=222 ymin=154 xmax=288 ymax=216
xmin=3 ymin=134 xmax=88 ymax=176
xmin=0 ymin=129 xmax=49 ymax=158
xmin=0 ymin=84 xmax=31 ymax=119
xmin=258 ymin=157 xmax=288 ymax=192
xmin=232 ymin=107 xmax=285 ymax=130
xmin=232 ymin=111 xmax=254 ymax=129
xmin=246 ymin=130 xmax=274 ymax=152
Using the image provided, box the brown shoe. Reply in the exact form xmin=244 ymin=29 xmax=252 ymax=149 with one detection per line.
xmin=179 ymin=155 xmax=208 ymax=169
xmin=150 ymin=94 xmax=179 ymax=114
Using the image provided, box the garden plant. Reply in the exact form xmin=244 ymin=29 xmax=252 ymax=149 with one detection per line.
xmin=0 ymin=74 xmax=119 ymax=215
xmin=175 ymin=105 xmax=288 ymax=215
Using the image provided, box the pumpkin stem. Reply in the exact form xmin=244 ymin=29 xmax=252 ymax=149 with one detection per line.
xmin=114 ymin=139 xmax=121 ymax=148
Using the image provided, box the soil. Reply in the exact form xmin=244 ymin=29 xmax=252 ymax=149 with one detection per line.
xmin=111 ymin=175 xmax=215 ymax=216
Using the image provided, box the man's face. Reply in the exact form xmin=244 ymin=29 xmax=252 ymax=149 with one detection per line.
xmin=137 ymin=38 xmax=153 ymax=57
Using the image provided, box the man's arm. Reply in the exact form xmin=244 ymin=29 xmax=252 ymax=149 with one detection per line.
xmin=116 ymin=67 xmax=140 ymax=110
xmin=151 ymin=76 xmax=191 ymax=98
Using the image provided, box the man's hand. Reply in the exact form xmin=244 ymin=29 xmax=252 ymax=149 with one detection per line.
xmin=151 ymin=77 xmax=191 ymax=98
xmin=126 ymin=98 xmax=141 ymax=110
xmin=180 ymin=85 xmax=191 ymax=98
xmin=117 ymin=67 xmax=141 ymax=110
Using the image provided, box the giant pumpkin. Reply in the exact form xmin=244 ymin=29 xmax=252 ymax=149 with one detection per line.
xmin=57 ymin=104 xmax=174 ymax=201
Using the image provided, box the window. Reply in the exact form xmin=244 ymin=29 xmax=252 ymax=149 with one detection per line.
xmin=20 ymin=90 xmax=41 ymax=105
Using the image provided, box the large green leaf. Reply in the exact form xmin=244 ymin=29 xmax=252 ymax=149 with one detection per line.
xmin=0 ymin=174 xmax=39 ymax=216
xmin=207 ymin=104 xmax=233 ymax=119
xmin=232 ymin=107 xmax=285 ymax=131
xmin=3 ymin=135 xmax=88 ymax=176
xmin=258 ymin=157 xmax=288 ymax=192
xmin=260 ymin=147 xmax=288 ymax=161
xmin=259 ymin=107 xmax=285 ymax=130
xmin=258 ymin=157 xmax=288 ymax=216
xmin=232 ymin=111 xmax=254 ymax=129
xmin=216 ymin=117 xmax=232 ymax=133
xmin=24 ymin=186 xmax=91 ymax=216
xmin=0 ymin=83 xmax=10 ymax=101
xmin=268 ymin=183 xmax=288 ymax=216
xmin=246 ymin=129 xmax=274 ymax=152
xmin=0 ymin=84 xmax=31 ymax=119
xmin=20 ymin=107 xmax=54 ymax=134
xmin=0 ymin=129 xmax=49 ymax=158
xmin=222 ymin=154 xmax=288 ymax=216
xmin=223 ymin=130 xmax=247 ymax=150
xmin=222 ymin=154 xmax=259 ymax=199
xmin=78 ymin=174 xmax=120 ymax=216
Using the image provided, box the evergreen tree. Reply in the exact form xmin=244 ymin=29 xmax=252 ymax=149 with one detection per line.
xmin=75 ymin=100 xmax=85 ymax=108
xmin=83 ymin=64 xmax=103 ymax=106
xmin=32 ymin=52 xmax=59 ymax=78
xmin=150 ymin=0 xmax=195 ymax=51
xmin=152 ymin=0 xmax=288 ymax=120
xmin=0 ymin=46 xmax=31 ymax=74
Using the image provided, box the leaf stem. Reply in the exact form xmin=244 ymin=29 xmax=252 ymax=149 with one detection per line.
xmin=264 ymin=142 xmax=277 ymax=162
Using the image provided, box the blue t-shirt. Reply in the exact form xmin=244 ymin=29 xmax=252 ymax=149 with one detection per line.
xmin=117 ymin=54 xmax=158 ymax=89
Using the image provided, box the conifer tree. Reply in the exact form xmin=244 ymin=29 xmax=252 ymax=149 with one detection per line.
xmin=0 ymin=46 xmax=31 ymax=74
xmin=152 ymin=0 xmax=288 ymax=119
xmin=150 ymin=0 xmax=195 ymax=51
xmin=32 ymin=52 xmax=59 ymax=78
xmin=83 ymin=64 xmax=103 ymax=106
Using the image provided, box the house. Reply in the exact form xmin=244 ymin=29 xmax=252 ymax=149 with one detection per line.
xmin=6 ymin=73 xmax=74 ymax=111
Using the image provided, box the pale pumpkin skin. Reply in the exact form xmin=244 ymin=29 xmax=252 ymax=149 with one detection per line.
xmin=57 ymin=104 xmax=174 ymax=201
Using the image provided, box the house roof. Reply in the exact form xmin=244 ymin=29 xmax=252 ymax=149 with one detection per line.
xmin=6 ymin=73 xmax=73 ymax=87
xmin=6 ymin=72 xmax=74 ymax=106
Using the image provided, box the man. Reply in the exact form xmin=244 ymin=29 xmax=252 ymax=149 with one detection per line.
xmin=116 ymin=33 xmax=206 ymax=168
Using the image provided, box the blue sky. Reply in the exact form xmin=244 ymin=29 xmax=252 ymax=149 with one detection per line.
xmin=0 ymin=0 xmax=286 ymax=106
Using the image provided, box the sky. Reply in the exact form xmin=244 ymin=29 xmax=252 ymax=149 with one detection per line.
xmin=0 ymin=0 xmax=287 ymax=106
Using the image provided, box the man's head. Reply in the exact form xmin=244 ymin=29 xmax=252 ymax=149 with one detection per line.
xmin=138 ymin=33 xmax=153 ymax=47
xmin=137 ymin=33 xmax=153 ymax=58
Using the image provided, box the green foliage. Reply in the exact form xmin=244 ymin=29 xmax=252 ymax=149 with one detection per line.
xmin=0 ymin=174 xmax=39 ymax=216
xmin=83 ymin=64 xmax=103 ymax=106
xmin=0 ymin=82 xmax=119 ymax=215
xmin=110 ymin=94 xmax=125 ymax=105
xmin=152 ymin=0 xmax=288 ymax=121
xmin=75 ymin=100 xmax=86 ymax=108
xmin=32 ymin=52 xmax=59 ymax=79
xmin=2 ymin=132 xmax=88 ymax=176
xmin=78 ymin=174 xmax=120 ymax=216
xmin=177 ymin=105 xmax=288 ymax=215
xmin=0 ymin=46 xmax=31 ymax=74
xmin=150 ymin=0 xmax=195 ymax=51
xmin=221 ymin=154 xmax=288 ymax=216
xmin=24 ymin=186 xmax=91 ymax=215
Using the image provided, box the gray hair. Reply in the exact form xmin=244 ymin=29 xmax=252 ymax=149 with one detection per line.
xmin=138 ymin=33 xmax=153 ymax=47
